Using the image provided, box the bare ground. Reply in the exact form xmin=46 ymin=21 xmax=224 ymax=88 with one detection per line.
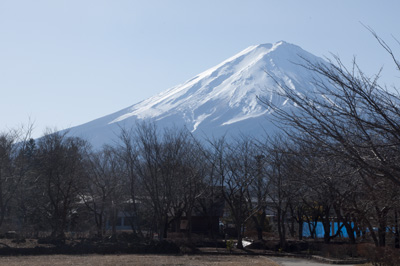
xmin=0 ymin=254 xmax=279 ymax=266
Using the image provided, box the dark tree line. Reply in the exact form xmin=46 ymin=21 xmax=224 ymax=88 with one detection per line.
xmin=0 ymin=124 xmax=216 ymax=242
xmin=2 ymin=120 xmax=396 ymax=249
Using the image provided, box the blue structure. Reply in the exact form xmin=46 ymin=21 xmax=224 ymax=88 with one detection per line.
xmin=303 ymin=222 xmax=355 ymax=238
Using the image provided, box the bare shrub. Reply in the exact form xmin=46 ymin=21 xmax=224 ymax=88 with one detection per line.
xmin=358 ymin=243 xmax=400 ymax=266
xmin=320 ymin=243 xmax=358 ymax=259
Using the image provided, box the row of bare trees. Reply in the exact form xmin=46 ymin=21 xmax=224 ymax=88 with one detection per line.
xmin=1 ymin=116 xmax=399 ymax=248
xmin=0 ymin=124 xmax=214 ymax=241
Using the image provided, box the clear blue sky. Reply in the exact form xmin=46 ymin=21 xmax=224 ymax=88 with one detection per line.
xmin=1 ymin=0 xmax=399 ymax=137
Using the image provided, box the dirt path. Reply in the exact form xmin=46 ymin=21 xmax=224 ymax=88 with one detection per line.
xmin=0 ymin=254 xmax=279 ymax=266
xmin=270 ymin=256 xmax=355 ymax=266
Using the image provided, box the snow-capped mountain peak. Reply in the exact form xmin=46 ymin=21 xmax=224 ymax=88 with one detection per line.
xmin=66 ymin=41 xmax=326 ymax=148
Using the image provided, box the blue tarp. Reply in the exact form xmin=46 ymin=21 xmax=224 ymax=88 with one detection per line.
xmin=302 ymin=222 xmax=355 ymax=238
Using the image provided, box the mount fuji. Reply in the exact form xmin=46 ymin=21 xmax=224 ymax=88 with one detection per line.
xmin=65 ymin=41 xmax=327 ymax=148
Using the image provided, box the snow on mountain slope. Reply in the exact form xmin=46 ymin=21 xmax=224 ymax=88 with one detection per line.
xmin=65 ymin=41 xmax=326 ymax=148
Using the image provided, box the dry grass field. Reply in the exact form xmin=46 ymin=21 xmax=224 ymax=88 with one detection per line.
xmin=0 ymin=254 xmax=279 ymax=266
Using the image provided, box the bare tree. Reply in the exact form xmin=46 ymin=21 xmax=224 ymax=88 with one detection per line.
xmin=35 ymin=131 xmax=90 ymax=238
xmin=133 ymin=122 xmax=204 ymax=239
xmin=259 ymin=32 xmax=400 ymax=247
xmin=247 ymin=152 xmax=270 ymax=241
xmin=80 ymin=145 xmax=124 ymax=237
xmin=208 ymin=137 xmax=259 ymax=249
xmin=260 ymin=47 xmax=400 ymax=186
xmin=0 ymin=125 xmax=33 ymax=229
xmin=263 ymin=139 xmax=295 ymax=249
xmin=116 ymin=127 xmax=144 ymax=236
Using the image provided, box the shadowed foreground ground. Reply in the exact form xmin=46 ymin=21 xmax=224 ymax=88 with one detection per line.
xmin=0 ymin=254 xmax=279 ymax=266
xmin=269 ymin=256 xmax=358 ymax=266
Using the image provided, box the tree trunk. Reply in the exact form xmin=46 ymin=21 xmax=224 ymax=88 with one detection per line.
xmin=290 ymin=218 xmax=295 ymax=238
xmin=236 ymin=226 xmax=243 ymax=249
xmin=257 ymin=226 xmax=263 ymax=241
xmin=186 ymin=210 xmax=193 ymax=240
xmin=366 ymin=222 xmax=379 ymax=247
xmin=252 ymin=212 xmax=266 ymax=240
xmin=378 ymin=226 xmax=386 ymax=247
xmin=343 ymin=222 xmax=356 ymax=244
xmin=277 ymin=208 xmax=286 ymax=249
xmin=395 ymin=211 xmax=399 ymax=248
xmin=377 ymin=209 xmax=388 ymax=247
xmin=322 ymin=218 xmax=331 ymax=243
xmin=162 ymin=217 xmax=168 ymax=239
xmin=298 ymin=220 xmax=304 ymax=240
xmin=111 ymin=211 xmax=117 ymax=240
xmin=96 ymin=213 xmax=103 ymax=237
